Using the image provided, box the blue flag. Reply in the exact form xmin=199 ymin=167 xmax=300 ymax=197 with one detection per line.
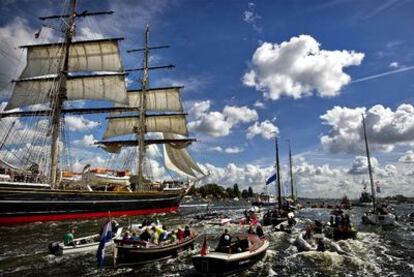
xmin=96 ymin=220 xmax=112 ymax=268
xmin=265 ymin=172 xmax=277 ymax=185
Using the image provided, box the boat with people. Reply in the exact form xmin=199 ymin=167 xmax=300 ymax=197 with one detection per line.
xmin=192 ymin=233 xmax=269 ymax=275
xmin=294 ymin=221 xmax=347 ymax=255
xmin=0 ymin=0 xmax=205 ymax=224
xmin=48 ymin=220 xmax=123 ymax=256
xmin=360 ymin=115 xmax=396 ymax=226
xmin=325 ymin=211 xmax=357 ymax=240
xmin=113 ymin=220 xmax=198 ymax=267
xmin=262 ymin=137 xmax=296 ymax=227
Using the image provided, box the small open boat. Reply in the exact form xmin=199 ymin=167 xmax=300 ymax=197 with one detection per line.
xmin=48 ymin=226 xmax=123 ymax=256
xmin=362 ymin=211 xmax=396 ymax=226
xmin=324 ymin=223 xmax=357 ymax=240
xmin=113 ymin=228 xmax=198 ymax=267
xmin=192 ymin=234 xmax=269 ymax=275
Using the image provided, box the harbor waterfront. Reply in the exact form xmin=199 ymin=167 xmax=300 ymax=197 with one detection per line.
xmin=0 ymin=201 xmax=413 ymax=276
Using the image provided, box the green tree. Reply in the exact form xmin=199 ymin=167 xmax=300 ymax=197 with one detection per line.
xmin=226 ymin=187 xmax=234 ymax=198
xmin=233 ymin=184 xmax=241 ymax=198
xmin=248 ymin=186 xmax=254 ymax=198
xmin=241 ymin=189 xmax=249 ymax=199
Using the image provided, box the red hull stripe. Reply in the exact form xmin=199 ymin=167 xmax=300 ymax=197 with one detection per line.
xmin=0 ymin=206 xmax=179 ymax=224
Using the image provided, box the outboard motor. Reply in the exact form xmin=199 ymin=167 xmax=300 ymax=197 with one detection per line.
xmin=48 ymin=242 xmax=63 ymax=256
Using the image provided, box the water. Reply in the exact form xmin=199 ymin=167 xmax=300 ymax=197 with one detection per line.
xmin=0 ymin=202 xmax=413 ymax=276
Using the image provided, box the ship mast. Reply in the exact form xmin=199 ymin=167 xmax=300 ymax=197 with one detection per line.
xmin=288 ymin=140 xmax=295 ymax=201
xmin=362 ymin=114 xmax=376 ymax=210
xmin=33 ymin=1 xmax=118 ymax=188
xmin=137 ymin=26 xmax=150 ymax=189
xmin=275 ymin=136 xmax=282 ymax=210
xmin=49 ymin=0 xmax=77 ymax=187
xmin=126 ymin=26 xmax=173 ymax=190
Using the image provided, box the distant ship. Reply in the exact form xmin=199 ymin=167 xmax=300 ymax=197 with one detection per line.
xmin=0 ymin=0 xmax=204 ymax=224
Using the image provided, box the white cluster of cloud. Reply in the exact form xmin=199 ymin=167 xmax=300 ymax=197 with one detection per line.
xmin=65 ymin=116 xmax=100 ymax=131
xmin=320 ymin=104 xmax=414 ymax=154
xmin=188 ymin=100 xmax=258 ymax=137
xmin=201 ymin=155 xmax=413 ymax=198
xmin=0 ymin=17 xmax=47 ymax=98
xmin=73 ymin=134 xmax=97 ymax=147
xmin=246 ymin=120 xmax=279 ymax=140
xmin=243 ymin=35 xmax=364 ymax=100
xmin=243 ymin=2 xmax=262 ymax=32
xmin=399 ymin=150 xmax=414 ymax=163
xmin=389 ymin=61 xmax=399 ymax=68
xmin=208 ymin=146 xmax=244 ymax=154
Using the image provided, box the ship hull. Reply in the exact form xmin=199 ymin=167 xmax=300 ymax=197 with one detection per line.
xmin=0 ymin=187 xmax=181 ymax=224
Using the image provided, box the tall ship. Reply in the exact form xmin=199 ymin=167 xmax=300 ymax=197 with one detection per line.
xmin=0 ymin=0 xmax=204 ymax=224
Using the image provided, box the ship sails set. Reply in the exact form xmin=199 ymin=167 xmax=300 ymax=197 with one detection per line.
xmin=0 ymin=0 xmax=204 ymax=224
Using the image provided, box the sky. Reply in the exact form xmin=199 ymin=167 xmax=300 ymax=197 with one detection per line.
xmin=0 ymin=0 xmax=413 ymax=198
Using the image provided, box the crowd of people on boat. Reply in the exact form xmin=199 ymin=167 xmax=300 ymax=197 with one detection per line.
xmin=120 ymin=219 xmax=192 ymax=247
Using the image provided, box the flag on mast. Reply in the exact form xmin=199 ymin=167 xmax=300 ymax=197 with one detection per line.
xmin=265 ymin=172 xmax=277 ymax=185
xmin=201 ymin=236 xmax=208 ymax=256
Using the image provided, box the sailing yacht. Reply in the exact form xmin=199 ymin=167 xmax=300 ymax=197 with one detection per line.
xmin=0 ymin=0 xmax=204 ymax=224
xmin=360 ymin=115 xmax=396 ymax=226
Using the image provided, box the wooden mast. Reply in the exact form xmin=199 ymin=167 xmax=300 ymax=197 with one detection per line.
xmin=288 ymin=140 xmax=295 ymax=201
xmin=49 ymin=0 xmax=77 ymax=188
xmin=136 ymin=25 xmax=150 ymax=190
xmin=362 ymin=114 xmax=376 ymax=210
xmin=275 ymin=136 xmax=282 ymax=209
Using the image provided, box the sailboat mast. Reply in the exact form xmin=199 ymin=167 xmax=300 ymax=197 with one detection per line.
xmin=288 ymin=140 xmax=295 ymax=201
xmin=137 ymin=25 xmax=150 ymax=190
xmin=362 ymin=114 xmax=376 ymax=210
xmin=275 ymin=136 xmax=282 ymax=209
xmin=49 ymin=0 xmax=77 ymax=188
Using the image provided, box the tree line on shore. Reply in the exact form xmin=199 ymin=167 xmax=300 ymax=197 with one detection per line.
xmin=188 ymin=183 xmax=260 ymax=200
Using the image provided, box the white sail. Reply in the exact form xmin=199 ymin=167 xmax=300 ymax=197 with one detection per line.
xmin=163 ymin=133 xmax=205 ymax=178
xmin=103 ymin=114 xmax=188 ymax=139
xmin=146 ymin=115 xmax=188 ymax=136
xmin=127 ymin=87 xmax=183 ymax=112
xmin=6 ymin=74 xmax=128 ymax=110
xmin=20 ymin=39 xmax=123 ymax=78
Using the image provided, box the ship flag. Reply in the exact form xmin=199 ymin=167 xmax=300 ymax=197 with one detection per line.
xmin=265 ymin=172 xmax=277 ymax=185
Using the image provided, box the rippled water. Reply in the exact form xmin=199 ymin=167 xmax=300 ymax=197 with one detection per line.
xmin=0 ymin=202 xmax=413 ymax=276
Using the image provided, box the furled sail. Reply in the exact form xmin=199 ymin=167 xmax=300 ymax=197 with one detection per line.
xmin=103 ymin=114 xmax=188 ymax=139
xmin=6 ymin=74 xmax=128 ymax=110
xmin=20 ymin=38 xmax=123 ymax=78
xmin=163 ymin=133 xmax=205 ymax=178
xmin=127 ymin=87 xmax=183 ymax=112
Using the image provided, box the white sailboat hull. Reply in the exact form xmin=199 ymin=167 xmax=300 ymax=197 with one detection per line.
xmin=364 ymin=213 xmax=396 ymax=226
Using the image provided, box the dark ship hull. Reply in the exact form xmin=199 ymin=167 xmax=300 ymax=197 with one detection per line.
xmin=0 ymin=187 xmax=182 ymax=224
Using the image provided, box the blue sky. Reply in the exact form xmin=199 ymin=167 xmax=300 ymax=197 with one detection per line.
xmin=0 ymin=0 xmax=413 ymax=197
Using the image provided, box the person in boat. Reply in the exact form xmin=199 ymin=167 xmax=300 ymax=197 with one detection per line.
xmin=177 ymin=226 xmax=185 ymax=241
xmin=159 ymin=225 xmax=169 ymax=242
xmin=247 ymin=226 xmax=255 ymax=234
xmin=131 ymin=232 xmax=140 ymax=241
xmin=64 ymin=228 xmax=75 ymax=246
xmin=111 ymin=220 xmax=120 ymax=235
xmin=139 ymin=228 xmax=151 ymax=242
xmin=217 ymin=229 xmax=232 ymax=252
xmin=303 ymin=225 xmax=313 ymax=240
xmin=314 ymin=220 xmax=323 ymax=234
xmin=122 ymin=231 xmax=131 ymax=242
xmin=183 ymin=225 xmax=191 ymax=238
xmin=315 ymin=236 xmax=326 ymax=252
xmin=256 ymin=224 xmax=264 ymax=239
xmin=288 ymin=216 xmax=296 ymax=227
